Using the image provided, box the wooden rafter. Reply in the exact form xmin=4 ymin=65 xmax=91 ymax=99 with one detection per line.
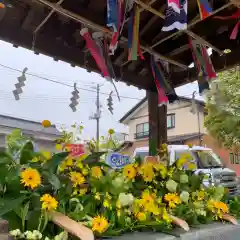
xmin=32 ymin=0 xmax=64 ymax=50
xmin=120 ymin=0 xmax=231 ymax=67
xmin=33 ymin=0 xmax=188 ymax=69
xmin=135 ymin=0 xmax=224 ymax=54
xmin=114 ymin=0 xmax=162 ymax=64
xmin=115 ymin=3 xmax=166 ymax=65
xmin=150 ymin=2 xmax=232 ymax=49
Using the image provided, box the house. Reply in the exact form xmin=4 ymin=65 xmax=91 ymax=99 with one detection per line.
xmin=120 ymin=96 xmax=240 ymax=175
xmin=0 ymin=114 xmax=61 ymax=151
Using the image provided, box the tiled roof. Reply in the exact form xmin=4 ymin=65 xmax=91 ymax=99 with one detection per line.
xmin=0 ymin=114 xmax=61 ymax=136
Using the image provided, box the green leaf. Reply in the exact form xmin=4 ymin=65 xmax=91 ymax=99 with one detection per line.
xmin=42 ymin=152 xmax=69 ymax=173
xmin=26 ymin=210 xmax=41 ymax=231
xmin=42 ymin=171 xmax=61 ymax=190
xmin=0 ymin=196 xmax=26 ymax=216
xmin=20 ymin=141 xmax=34 ymax=165
xmin=0 ymin=151 xmax=13 ymax=165
xmin=21 ymin=201 xmax=30 ymax=231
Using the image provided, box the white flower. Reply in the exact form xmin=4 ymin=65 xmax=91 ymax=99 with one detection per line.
xmin=24 ymin=231 xmax=34 ymax=240
xmin=118 ymin=193 xmax=134 ymax=207
xmin=44 ymin=237 xmax=51 ymax=240
xmin=10 ymin=229 xmax=22 ymax=237
xmin=54 ymin=232 xmax=68 ymax=240
xmin=32 ymin=230 xmax=42 ymax=239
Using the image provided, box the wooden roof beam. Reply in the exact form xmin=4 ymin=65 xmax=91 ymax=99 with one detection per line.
xmin=32 ymin=0 xmax=64 ymax=50
xmin=114 ymin=0 xmax=162 ymax=65
xmin=33 ymin=0 xmax=188 ymax=69
xmin=150 ymin=1 xmax=232 ymax=50
xmin=134 ymin=0 xmax=224 ymax=55
xmin=120 ymin=0 xmax=229 ymax=67
xmin=124 ymin=0 xmax=158 ymax=24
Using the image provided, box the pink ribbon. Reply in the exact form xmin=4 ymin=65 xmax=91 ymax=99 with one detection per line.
xmin=80 ymin=28 xmax=110 ymax=79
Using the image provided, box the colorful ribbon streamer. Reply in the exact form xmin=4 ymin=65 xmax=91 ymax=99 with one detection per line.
xmin=107 ymin=0 xmax=125 ymax=55
xmin=189 ymin=38 xmax=217 ymax=95
xmin=162 ymin=0 xmax=187 ymax=31
xmin=80 ymin=28 xmax=111 ymax=80
xmin=214 ymin=10 xmax=240 ymax=40
xmin=151 ymin=56 xmax=178 ymax=106
xmin=128 ymin=4 xmax=144 ymax=61
xmin=196 ymin=0 xmax=213 ymax=20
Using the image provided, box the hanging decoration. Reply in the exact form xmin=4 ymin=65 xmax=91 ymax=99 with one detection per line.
xmin=162 ymin=0 xmax=187 ymax=32
xmin=92 ymin=32 xmax=120 ymax=101
xmin=190 ymin=91 xmax=197 ymax=114
xmin=214 ymin=10 xmax=240 ymax=40
xmin=188 ymin=38 xmax=217 ymax=95
xmin=107 ymin=0 xmax=125 ymax=55
xmin=128 ymin=4 xmax=144 ymax=61
xmin=107 ymin=91 xmax=114 ymax=114
xmin=150 ymin=56 xmax=179 ymax=106
xmin=13 ymin=67 xmax=28 ymax=101
xmin=80 ymin=28 xmax=111 ymax=80
xmin=69 ymin=83 xmax=79 ymax=112
xmin=196 ymin=0 xmax=213 ymax=20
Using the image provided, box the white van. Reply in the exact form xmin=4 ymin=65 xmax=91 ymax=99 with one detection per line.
xmin=132 ymin=145 xmax=239 ymax=196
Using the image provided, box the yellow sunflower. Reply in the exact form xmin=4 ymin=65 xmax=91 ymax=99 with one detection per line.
xmin=164 ymin=193 xmax=182 ymax=208
xmin=142 ymin=164 xmax=155 ymax=182
xmin=136 ymin=212 xmax=147 ymax=221
xmin=40 ymin=194 xmax=58 ymax=211
xmin=41 ymin=120 xmax=51 ymax=128
xmin=91 ymin=166 xmax=103 ymax=179
xmin=123 ymin=164 xmax=136 ymax=180
xmin=69 ymin=171 xmax=85 ymax=187
xmin=91 ymin=216 xmax=109 ymax=234
xmin=108 ymin=129 xmax=115 ymax=135
xmin=20 ymin=168 xmax=41 ymax=189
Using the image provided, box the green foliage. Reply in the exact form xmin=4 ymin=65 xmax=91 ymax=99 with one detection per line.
xmin=229 ymin=196 xmax=240 ymax=218
xmin=0 ymin=130 xmax=235 ymax=240
xmin=205 ymin=67 xmax=240 ymax=149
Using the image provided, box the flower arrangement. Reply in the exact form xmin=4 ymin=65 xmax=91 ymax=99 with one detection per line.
xmin=0 ymin=127 xmax=237 ymax=240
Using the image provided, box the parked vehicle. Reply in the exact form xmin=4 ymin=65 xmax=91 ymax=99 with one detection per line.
xmin=132 ymin=145 xmax=239 ymax=196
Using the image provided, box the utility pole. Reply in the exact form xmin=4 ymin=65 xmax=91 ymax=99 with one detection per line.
xmin=89 ymin=84 xmax=102 ymax=152
xmin=96 ymin=84 xmax=100 ymax=152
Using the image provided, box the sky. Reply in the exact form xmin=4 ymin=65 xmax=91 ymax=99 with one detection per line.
xmin=0 ymin=40 xmax=202 ymax=139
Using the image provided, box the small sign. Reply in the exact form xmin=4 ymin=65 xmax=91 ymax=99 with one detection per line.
xmin=106 ymin=153 xmax=131 ymax=169
xmin=66 ymin=144 xmax=85 ymax=157
xmin=144 ymin=156 xmax=160 ymax=165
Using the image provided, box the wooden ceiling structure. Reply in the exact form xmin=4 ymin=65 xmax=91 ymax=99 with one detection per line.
xmin=0 ymin=0 xmax=239 ymax=92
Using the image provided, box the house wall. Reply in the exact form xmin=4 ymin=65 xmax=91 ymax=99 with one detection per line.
xmin=123 ymin=99 xmax=239 ymax=175
xmin=128 ymin=104 xmax=148 ymax=141
xmin=127 ymin=100 xmax=206 ymax=141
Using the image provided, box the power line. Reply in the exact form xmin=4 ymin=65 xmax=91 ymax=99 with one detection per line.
xmin=0 ymin=63 xmax=143 ymax=100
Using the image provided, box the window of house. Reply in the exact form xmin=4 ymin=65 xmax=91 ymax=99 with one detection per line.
xmin=167 ymin=114 xmax=175 ymax=129
xmin=230 ymin=153 xmax=240 ymax=164
xmin=135 ymin=123 xmax=149 ymax=139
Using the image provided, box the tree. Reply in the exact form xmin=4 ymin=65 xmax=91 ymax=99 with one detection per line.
xmin=204 ymin=66 xmax=240 ymax=150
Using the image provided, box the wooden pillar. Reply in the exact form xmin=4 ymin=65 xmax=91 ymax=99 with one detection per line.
xmin=147 ymin=91 xmax=167 ymax=156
